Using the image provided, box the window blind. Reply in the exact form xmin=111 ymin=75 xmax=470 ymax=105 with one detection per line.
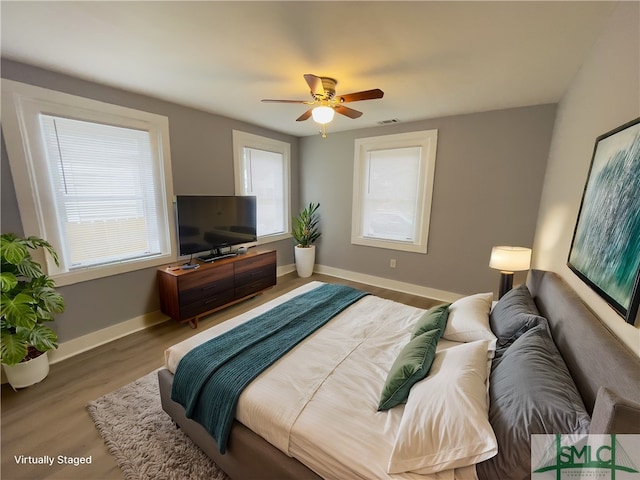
xmin=352 ymin=129 xmax=437 ymax=254
xmin=363 ymin=147 xmax=421 ymax=242
xmin=39 ymin=115 xmax=163 ymax=269
xmin=243 ymin=147 xmax=286 ymax=237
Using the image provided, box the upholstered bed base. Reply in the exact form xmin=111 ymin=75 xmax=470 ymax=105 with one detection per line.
xmin=158 ymin=270 xmax=640 ymax=479
xmin=527 ymin=270 xmax=639 ymax=413
xmin=158 ymin=368 xmax=321 ymax=480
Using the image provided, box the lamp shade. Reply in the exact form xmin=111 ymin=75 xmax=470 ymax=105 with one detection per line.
xmin=311 ymin=106 xmax=335 ymax=124
xmin=489 ymin=246 xmax=532 ymax=272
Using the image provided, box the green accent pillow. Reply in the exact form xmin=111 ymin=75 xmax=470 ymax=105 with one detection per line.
xmin=378 ymin=329 xmax=439 ymax=411
xmin=412 ymin=303 xmax=451 ymax=340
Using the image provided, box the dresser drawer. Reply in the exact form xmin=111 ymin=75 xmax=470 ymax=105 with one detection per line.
xmin=180 ymin=288 xmax=235 ymax=319
xmin=180 ymin=275 xmax=234 ymax=305
xmin=235 ymin=251 xmax=277 ymax=275
xmin=235 ymin=264 xmax=274 ymax=285
xmin=235 ymin=276 xmax=275 ymax=298
xmin=178 ymin=264 xmax=234 ymax=292
xmin=235 ymin=267 xmax=275 ymax=296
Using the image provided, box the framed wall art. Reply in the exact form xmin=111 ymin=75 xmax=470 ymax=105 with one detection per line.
xmin=568 ymin=117 xmax=640 ymax=325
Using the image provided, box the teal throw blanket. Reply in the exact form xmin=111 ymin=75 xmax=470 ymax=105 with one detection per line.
xmin=171 ymin=283 xmax=369 ymax=453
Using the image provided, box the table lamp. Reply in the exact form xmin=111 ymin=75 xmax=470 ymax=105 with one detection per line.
xmin=489 ymin=246 xmax=532 ymax=298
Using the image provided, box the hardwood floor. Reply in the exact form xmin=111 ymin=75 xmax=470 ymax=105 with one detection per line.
xmin=1 ymin=273 xmax=442 ymax=480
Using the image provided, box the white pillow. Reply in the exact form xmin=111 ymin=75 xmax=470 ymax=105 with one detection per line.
xmin=442 ymin=292 xmax=495 ymax=342
xmin=387 ymin=340 xmax=497 ymax=474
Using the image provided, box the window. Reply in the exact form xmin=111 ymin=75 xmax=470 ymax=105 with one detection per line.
xmin=351 ymin=130 xmax=438 ymax=253
xmin=233 ymin=130 xmax=291 ymax=243
xmin=1 ymin=80 xmax=176 ymax=285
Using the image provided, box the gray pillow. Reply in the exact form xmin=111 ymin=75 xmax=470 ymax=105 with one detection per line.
xmin=477 ymin=321 xmax=590 ymax=480
xmin=494 ymin=313 xmax=547 ymax=357
xmin=489 ymin=283 xmax=540 ymax=340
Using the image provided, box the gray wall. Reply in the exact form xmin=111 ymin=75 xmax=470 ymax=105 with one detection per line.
xmin=532 ymin=1 xmax=640 ymax=349
xmin=1 ymin=59 xmax=557 ymax=344
xmin=0 ymin=59 xmax=300 ymax=342
xmin=300 ymin=105 xmax=557 ymax=296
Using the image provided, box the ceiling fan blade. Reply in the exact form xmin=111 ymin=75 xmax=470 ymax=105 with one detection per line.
xmin=338 ymin=89 xmax=384 ymax=103
xmin=296 ymin=109 xmax=313 ymax=121
xmin=303 ymin=74 xmax=325 ymax=97
xmin=334 ymin=105 xmax=363 ymax=119
xmin=261 ymin=99 xmax=311 ymax=104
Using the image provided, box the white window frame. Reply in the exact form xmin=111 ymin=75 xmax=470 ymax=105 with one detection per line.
xmin=232 ymin=130 xmax=291 ymax=244
xmin=1 ymin=80 xmax=176 ymax=286
xmin=351 ymin=130 xmax=438 ymax=253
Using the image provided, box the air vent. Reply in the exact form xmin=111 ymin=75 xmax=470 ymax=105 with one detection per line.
xmin=377 ymin=119 xmax=400 ymax=125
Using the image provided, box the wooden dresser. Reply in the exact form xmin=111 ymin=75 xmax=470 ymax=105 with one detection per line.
xmin=157 ymin=250 xmax=276 ymax=327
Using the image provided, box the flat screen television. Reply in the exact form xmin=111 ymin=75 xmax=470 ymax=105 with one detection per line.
xmin=175 ymin=195 xmax=257 ymax=261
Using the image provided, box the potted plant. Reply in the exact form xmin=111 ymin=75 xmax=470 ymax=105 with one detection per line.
xmin=292 ymin=202 xmax=321 ymax=278
xmin=1 ymin=233 xmax=64 ymax=388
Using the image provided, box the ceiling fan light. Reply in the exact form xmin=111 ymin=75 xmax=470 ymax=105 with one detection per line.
xmin=312 ymin=106 xmax=335 ymax=124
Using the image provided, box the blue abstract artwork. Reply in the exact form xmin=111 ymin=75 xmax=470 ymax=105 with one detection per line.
xmin=568 ymin=118 xmax=640 ymax=324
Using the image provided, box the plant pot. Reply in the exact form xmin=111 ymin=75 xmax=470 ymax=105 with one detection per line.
xmin=3 ymin=351 xmax=50 ymax=389
xmin=294 ymin=245 xmax=316 ymax=278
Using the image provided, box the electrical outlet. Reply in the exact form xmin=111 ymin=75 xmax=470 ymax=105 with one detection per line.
xmin=390 ymin=259 xmax=396 ymax=268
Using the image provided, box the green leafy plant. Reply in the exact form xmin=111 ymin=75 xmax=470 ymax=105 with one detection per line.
xmin=0 ymin=233 xmax=64 ymax=366
xmin=292 ymin=202 xmax=321 ymax=248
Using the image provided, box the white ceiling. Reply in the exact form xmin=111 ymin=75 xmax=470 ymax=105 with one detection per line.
xmin=1 ymin=1 xmax=616 ymax=137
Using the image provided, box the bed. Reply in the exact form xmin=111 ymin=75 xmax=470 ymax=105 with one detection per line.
xmin=158 ymin=270 xmax=640 ymax=480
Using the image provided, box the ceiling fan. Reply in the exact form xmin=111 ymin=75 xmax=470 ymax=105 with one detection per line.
xmin=262 ymin=74 xmax=384 ymax=124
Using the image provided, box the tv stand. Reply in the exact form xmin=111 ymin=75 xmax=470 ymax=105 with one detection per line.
xmin=198 ymin=252 xmax=238 ymax=262
xmin=157 ymin=250 xmax=276 ymax=328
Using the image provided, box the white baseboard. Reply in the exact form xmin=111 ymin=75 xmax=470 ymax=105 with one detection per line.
xmin=314 ymin=264 xmax=463 ymax=303
xmin=277 ymin=263 xmax=296 ymax=277
xmin=48 ymin=310 xmax=170 ymax=365
xmin=283 ymin=262 xmax=461 ymax=302
xmin=49 ymin=267 xmax=297 ymax=365
xmin=48 ymin=263 xmax=460 ymax=365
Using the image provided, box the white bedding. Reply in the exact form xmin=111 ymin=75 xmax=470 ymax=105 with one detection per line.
xmin=165 ymin=282 xmax=493 ymax=480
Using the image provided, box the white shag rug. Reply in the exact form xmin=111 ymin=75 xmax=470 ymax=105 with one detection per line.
xmin=87 ymin=370 xmax=229 ymax=480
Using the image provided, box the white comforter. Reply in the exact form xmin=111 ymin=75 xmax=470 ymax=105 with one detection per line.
xmin=165 ymin=282 xmax=489 ymax=480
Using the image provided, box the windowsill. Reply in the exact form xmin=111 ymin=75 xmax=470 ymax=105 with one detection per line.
xmin=257 ymin=232 xmax=293 ymax=245
xmin=351 ymin=236 xmax=427 ymax=254
xmin=51 ymin=253 xmax=175 ymax=286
